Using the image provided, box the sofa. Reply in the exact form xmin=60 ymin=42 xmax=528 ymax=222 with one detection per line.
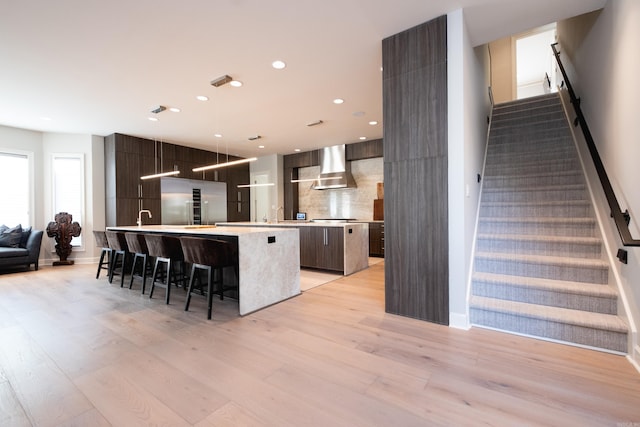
xmin=0 ymin=224 xmax=43 ymax=271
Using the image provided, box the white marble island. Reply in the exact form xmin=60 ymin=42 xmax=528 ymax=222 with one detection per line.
xmin=216 ymin=221 xmax=369 ymax=275
xmin=106 ymin=225 xmax=300 ymax=315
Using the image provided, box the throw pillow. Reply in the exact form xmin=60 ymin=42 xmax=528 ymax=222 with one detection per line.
xmin=20 ymin=226 xmax=32 ymax=248
xmin=0 ymin=224 xmax=23 ymax=248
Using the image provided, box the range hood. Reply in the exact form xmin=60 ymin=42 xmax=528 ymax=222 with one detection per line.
xmin=310 ymin=144 xmax=357 ymax=190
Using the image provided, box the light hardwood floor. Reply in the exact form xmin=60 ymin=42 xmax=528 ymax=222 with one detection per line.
xmin=0 ymin=262 xmax=639 ymax=426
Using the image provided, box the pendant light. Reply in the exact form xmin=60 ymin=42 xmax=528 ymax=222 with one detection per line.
xmin=140 ymin=138 xmax=180 ymax=180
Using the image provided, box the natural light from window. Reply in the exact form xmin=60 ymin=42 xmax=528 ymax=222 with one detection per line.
xmin=52 ymin=154 xmax=84 ymax=247
xmin=0 ymin=151 xmax=30 ymax=227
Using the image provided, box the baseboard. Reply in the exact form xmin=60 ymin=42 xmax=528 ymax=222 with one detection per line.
xmin=628 ymin=345 xmax=640 ymax=374
xmin=449 ymin=312 xmax=470 ymax=330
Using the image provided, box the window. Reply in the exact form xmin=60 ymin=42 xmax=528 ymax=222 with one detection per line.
xmin=0 ymin=150 xmax=32 ymax=227
xmin=52 ymin=154 xmax=84 ymax=248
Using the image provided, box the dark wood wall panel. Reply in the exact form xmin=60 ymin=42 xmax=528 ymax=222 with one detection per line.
xmin=382 ymin=15 xmax=449 ymax=325
xmin=383 ymin=159 xmax=448 ymax=322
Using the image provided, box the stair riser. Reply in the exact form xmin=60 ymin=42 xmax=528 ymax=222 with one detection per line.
xmin=479 ymin=203 xmax=592 ymax=218
xmin=490 ymin=124 xmax=571 ymax=139
xmin=476 ymin=238 xmax=602 ymax=259
xmin=482 ymin=188 xmax=587 ymax=203
xmin=471 ymin=281 xmax=617 ymax=314
xmin=485 ymin=161 xmax=581 ymax=177
xmin=483 ymin=173 xmax=584 ymax=188
xmin=493 ymin=106 xmax=564 ymax=123
xmin=478 ymin=221 xmax=596 ymax=237
xmin=475 ymin=258 xmax=608 ymax=284
xmin=494 ymin=98 xmax=562 ymax=114
xmin=487 ymin=141 xmax=573 ymax=156
xmin=469 ymin=308 xmax=627 ymax=352
xmin=492 ymin=111 xmax=566 ymax=128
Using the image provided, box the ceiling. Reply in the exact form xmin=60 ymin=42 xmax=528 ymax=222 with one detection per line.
xmin=0 ymin=0 xmax=605 ymax=159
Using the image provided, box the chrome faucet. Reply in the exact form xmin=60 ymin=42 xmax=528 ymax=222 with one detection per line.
xmin=137 ymin=209 xmax=152 ymax=226
xmin=274 ymin=206 xmax=284 ymax=223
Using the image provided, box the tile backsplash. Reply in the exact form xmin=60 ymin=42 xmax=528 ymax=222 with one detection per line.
xmin=298 ymin=157 xmax=383 ymax=220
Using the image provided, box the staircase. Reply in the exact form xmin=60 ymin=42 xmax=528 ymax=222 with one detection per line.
xmin=469 ymin=93 xmax=628 ymax=353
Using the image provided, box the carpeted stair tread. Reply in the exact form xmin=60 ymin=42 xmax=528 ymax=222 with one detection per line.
xmin=477 ymin=233 xmax=602 ymax=246
xmin=479 ymin=216 xmax=596 ymax=227
xmin=472 ymin=272 xmax=617 ymax=298
xmin=482 ymin=183 xmax=585 ymax=193
xmin=475 ymin=251 xmax=608 ymax=270
xmin=470 ymin=295 xmax=628 ymax=333
xmin=480 ymin=200 xmax=591 ymax=209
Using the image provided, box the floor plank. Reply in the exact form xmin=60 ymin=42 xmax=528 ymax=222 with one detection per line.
xmin=0 ymin=262 xmax=639 ymax=426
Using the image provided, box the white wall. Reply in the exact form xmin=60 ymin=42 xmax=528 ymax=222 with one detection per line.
xmin=0 ymin=125 xmax=105 ymax=266
xmin=557 ymin=0 xmax=640 ymax=364
xmin=448 ymin=9 xmax=491 ymax=328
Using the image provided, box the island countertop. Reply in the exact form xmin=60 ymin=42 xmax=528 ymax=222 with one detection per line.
xmin=106 ymin=224 xmax=300 ymax=315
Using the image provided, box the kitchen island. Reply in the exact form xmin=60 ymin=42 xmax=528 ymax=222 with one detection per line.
xmin=106 ymin=225 xmax=300 ymax=315
xmin=216 ymin=221 xmax=369 ymax=275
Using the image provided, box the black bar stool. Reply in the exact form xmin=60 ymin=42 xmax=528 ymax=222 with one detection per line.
xmin=93 ymin=230 xmax=111 ymax=279
xmin=180 ymin=236 xmax=235 ymax=319
xmin=125 ymin=232 xmax=152 ymax=294
xmin=145 ymin=234 xmax=185 ymax=304
xmin=105 ymin=231 xmax=130 ymax=287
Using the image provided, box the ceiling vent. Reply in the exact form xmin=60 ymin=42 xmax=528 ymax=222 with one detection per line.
xmin=248 ymin=135 xmax=261 ymax=141
xmin=306 ymin=120 xmax=323 ymax=127
xmin=210 ymin=75 xmax=233 ymax=87
xmin=151 ymin=105 xmax=166 ymax=114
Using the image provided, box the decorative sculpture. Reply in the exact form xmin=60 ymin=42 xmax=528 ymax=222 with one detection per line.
xmin=46 ymin=212 xmax=82 ymax=266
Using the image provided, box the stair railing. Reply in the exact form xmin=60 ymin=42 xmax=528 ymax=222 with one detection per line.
xmin=551 ymin=42 xmax=640 ymax=250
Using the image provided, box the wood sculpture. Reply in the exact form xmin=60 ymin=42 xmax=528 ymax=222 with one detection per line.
xmin=46 ymin=212 xmax=82 ymax=265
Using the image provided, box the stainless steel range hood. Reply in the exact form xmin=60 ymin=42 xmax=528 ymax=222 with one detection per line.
xmin=310 ymin=144 xmax=357 ymax=190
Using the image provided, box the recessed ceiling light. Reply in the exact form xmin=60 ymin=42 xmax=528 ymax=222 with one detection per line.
xmin=230 ymin=80 xmax=243 ymax=87
xmin=272 ymin=60 xmax=286 ymax=69
xmin=148 ymin=117 xmax=158 ymax=122
xmin=169 ymin=107 xmax=181 ymax=113
xmin=294 ymin=148 xmax=301 ymax=152
xmin=258 ymin=145 xmax=265 ymax=149
xmin=369 ymin=120 xmax=378 ymax=125
xmin=333 ymin=98 xmax=344 ymax=104
xmin=196 ymin=95 xmax=209 ymax=101
xmin=359 ymin=136 xmax=367 ymax=140
xmin=214 ymin=133 xmax=222 ymax=138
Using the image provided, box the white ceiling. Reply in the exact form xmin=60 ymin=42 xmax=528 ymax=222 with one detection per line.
xmin=0 ymin=0 xmax=605 ymax=158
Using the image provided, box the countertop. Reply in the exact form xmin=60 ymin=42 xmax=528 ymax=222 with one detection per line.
xmin=216 ymin=221 xmax=369 ymax=229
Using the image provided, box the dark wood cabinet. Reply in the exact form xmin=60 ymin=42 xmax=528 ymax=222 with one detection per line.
xmin=369 ymin=222 xmax=384 ymax=257
xmin=299 ymin=226 xmax=344 ymax=272
xmin=105 ymin=133 xmax=250 ymax=226
xmin=382 ymin=15 xmax=449 ymax=325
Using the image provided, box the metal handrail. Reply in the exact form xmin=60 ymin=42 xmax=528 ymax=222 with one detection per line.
xmin=551 ymin=42 xmax=639 ymax=247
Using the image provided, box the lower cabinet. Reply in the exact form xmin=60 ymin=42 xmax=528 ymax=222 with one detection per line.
xmin=369 ymin=222 xmax=384 ymax=257
xmin=299 ymin=227 xmax=344 ymax=272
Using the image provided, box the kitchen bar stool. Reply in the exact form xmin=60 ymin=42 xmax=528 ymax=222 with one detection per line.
xmin=145 ymin=234 xmax=185 ymax=304
xmin=105 ymin=231 xmax=130 ymax=287
xmin=125 ymin=232 xmax=152 ymax=294
xmin=180 ymin=236 xmax=235 ymax=319
xmin=93 ymin=230 xmax=111 ymax=279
